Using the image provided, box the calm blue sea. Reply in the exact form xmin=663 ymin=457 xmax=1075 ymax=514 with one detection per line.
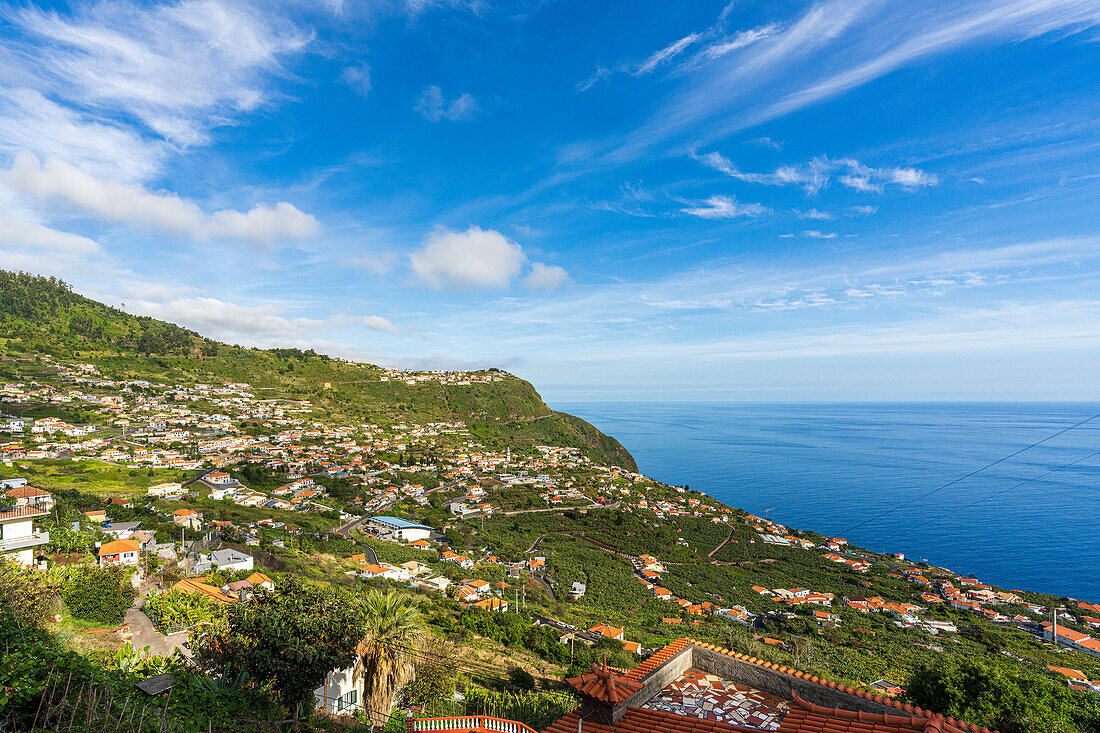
xmin=552 ymin=402 xmax=1100 ymax=602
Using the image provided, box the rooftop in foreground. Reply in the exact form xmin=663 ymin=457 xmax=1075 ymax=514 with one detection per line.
xmin=409 ymin=638 xmax=997 ymax=733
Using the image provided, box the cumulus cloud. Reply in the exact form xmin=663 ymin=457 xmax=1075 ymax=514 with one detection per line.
xmin=5 ymin=152 xmax=319 ymax=246
xmin=681 ymin=195 xmax=769 ymax=219
xmin=0 ymin=214 xmax=101 ymax=254
xmin=410 ymin=226 xmax=526 ymax=290
xmin=695 ymin=151 xmax=937 ymax=196
xmin=524 ymin=263 xmax=569 ymax=292
xmin=341 ymin=64 xmax=372 ymax=97
xmin=415 ymin=86 xmax=478 ymax=122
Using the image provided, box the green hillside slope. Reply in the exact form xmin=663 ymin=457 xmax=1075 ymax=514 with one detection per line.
xmin=0 ymin=271 xmax=636 ymax=470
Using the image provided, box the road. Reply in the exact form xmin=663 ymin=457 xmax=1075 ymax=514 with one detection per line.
xmin=501 ymin=501 xmax=617 ymax=516
xmin=708 ymin=524 xmax=736 ymax=558
xmin=532 ymin=575 xmax=557 ymax=601
xmin=125 ymin=607 xmax=171 ymax=656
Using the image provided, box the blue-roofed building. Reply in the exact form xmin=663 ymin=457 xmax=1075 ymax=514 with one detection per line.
xmin=369 ymin=516 xmax=433 ymax=542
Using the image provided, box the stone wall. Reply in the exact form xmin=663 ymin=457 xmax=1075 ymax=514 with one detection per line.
xmin=691 ymin=646 xmax=906 ymax=718
xmin=624 ymin=644 xmax=693 ymax=708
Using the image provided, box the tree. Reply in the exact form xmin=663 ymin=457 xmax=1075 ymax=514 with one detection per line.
xmin=405 ymin=638 xmax=458 ymax=707
xmin=193 ymin=578 xmax=364 ymax=718
xmin=906 ymin=657 xmax=1100 ymax=733
xmin=354 ymin=589 xmax=426 ymax=727
xmin=61 ymin=566 xmax=135 ymax=625
xmin=0 ymin=561 xmax=56 ymax=628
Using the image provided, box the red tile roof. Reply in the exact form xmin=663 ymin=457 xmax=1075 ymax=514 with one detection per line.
xmin=566 ymin=664 xmax=643 ymax=704
xmin=623 ymin=637 xmax=691 ymax=680
xmin=623 ymin=639 xmax=996 ymax=733
xmin=4 ymin=485 xmax=50 ymax=498
xmin=780 ymin=695 xmax=987 ymax=733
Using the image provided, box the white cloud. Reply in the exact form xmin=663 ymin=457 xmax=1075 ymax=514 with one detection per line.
xmin=603 ymin=0 xmax=1100 ymax=164
xmin=692 ymin=25 xmax=779 ymax=63
xmin=0 ymin=214 xmax=101 ymax=253
xmin=128 ymin=296 xmax=395 ymax=345
xmin=681 ymin=195 xmax=769 ymax=219
xmin=341 ymin=64 xmax=372 ymax=97
xmin=360 ymin=315 xmax=398 ymax=333
xmin=5 ymin=152 xmax=319 ymax=246
xmin=578 ymin=21 xmax=775 ymax=91
xmin=636 ymin=33 xmax=701 ymax=75
xmin=838 ymin=175 xmax=880 ymax=193
xmin=415 ymin=86 xmax=479 ymax=122
xmin=696 ymin=151 xmax=937 ymax=195
xmin=695 ymin=150 xmax=831 ymax=194
xmin=344 ymin=252 xmax=398 ymax=275
xmin=7 ymin=0 xmax=309 ymax=149
xmin=409 ymin=226 xmax=526 ymax=290
xmin=798 ymin=208 xmax=834 ymax=220
xmin=524 ymin=263 xmax=569 ymax=292
xmin=849 ymin=205 xmax=878 ymax=215
xmin=0 ymin=88 xmax=166 ymax=182
xmin=205 ymin=202 xmax=320 ymax=245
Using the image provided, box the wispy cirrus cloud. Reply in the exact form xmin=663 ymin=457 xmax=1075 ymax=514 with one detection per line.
xmin=1 ymin=0 xmax=310 ymax=179
xmin=681 ymin=194 xmax=770 ymax=219
xmin=577 ymin=12 xmax=777 ymax=91
xmin=592 ymin=0 xmax=1100 ymax=164
xmin=695 ymin=150 xmax=938 ymax=195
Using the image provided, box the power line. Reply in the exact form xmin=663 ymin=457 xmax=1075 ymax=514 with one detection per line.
xmin=842 ymin=410 xmax=1100 ymax=534
xmin=894 ymin=448 xmax=1100 ymax=541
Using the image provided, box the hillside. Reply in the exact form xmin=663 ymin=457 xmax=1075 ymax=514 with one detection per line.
xmin=0 ymin=271 xmax=636 ymax=470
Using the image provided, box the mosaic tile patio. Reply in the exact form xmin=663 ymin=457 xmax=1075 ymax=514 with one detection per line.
xmin=642 ymin=669 xmax=790 ymax=730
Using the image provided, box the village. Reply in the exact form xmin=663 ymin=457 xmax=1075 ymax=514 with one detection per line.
xmin=2 ymin=353 xmax=1100 ymax=711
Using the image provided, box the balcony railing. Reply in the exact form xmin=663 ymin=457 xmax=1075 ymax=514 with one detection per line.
xmin=409 ymin=717 xmax=538 ymax=733
xmin=0 ymin=531 xmax=49 ymax=552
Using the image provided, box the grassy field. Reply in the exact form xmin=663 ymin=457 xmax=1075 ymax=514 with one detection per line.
xmin=0 ymin=459 xmax=194 ymax=496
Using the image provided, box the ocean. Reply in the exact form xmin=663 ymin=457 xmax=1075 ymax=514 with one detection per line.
xmin=551 ymin=402 xmax=1100 ymax=601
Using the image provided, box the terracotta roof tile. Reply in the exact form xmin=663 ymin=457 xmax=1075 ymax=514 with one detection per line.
xmin=566 ymin=664 xmax=644 ymax=704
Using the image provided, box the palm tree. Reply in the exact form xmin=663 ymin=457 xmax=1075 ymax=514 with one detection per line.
xmin=354 ymin=589 xmax=426 ymax=726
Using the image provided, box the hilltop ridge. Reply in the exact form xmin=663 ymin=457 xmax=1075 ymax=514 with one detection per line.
xmin=0 ymin=270 xmax=636 ymax=470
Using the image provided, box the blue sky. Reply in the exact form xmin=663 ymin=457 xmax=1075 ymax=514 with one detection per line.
xmin=1 ymin=0 xmax=1100 ymax=401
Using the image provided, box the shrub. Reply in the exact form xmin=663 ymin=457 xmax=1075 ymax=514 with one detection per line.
xmin=509 ymin=667 xmax=536 ymax=691
xmin=0 ymin=561 xmax=56 ymax=628
xmin=61 ymin=566 xmax=135 ymax=625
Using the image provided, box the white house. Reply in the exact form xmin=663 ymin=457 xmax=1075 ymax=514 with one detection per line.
xmin=315 ymin=666 xmax=359 ymax=716
xmin=4 ymin=484 xmax=55 ymax=511
xmin=193 ymin=548 xmax=254 ymax=574
xmin=147 ymin=482 xmax=184 ymax=497
xmin=0 ymin=503 xmax=49 ymax=565
xmin=368 ymin=516 xmax=432 ymax=543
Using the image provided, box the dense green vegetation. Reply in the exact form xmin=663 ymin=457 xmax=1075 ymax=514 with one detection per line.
xmin=907 ymin=657 xmax=1100 ymax=733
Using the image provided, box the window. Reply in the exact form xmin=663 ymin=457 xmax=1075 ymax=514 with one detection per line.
xmin=336 ymin=689 xmax=357 ymax=712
